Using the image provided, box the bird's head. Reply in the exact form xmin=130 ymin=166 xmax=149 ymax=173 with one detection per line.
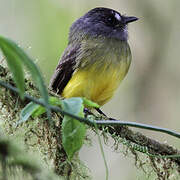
xmin=69 ymin=7 xmax=138 ymax=42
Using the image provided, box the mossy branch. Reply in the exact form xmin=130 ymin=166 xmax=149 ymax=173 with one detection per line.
xmin=1 ymin=64 xmax=180 ymax=179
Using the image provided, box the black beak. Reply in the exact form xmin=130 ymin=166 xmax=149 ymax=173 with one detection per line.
xmin=123 ymin=16 xmax=138 ymax=24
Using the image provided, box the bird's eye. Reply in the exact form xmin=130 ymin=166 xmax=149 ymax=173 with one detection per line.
xmin=106 ymin=15 xmax=120 ymax=27
xmin=107 ymin=17 xmax=113 ymax=23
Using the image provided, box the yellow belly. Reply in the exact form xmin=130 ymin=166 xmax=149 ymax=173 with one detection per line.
xmin=62 ymin=60 xmax=130 ymax=106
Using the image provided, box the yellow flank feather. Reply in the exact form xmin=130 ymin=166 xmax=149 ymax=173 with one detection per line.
xmin=62 ymin=58 xmax=130 ymax=106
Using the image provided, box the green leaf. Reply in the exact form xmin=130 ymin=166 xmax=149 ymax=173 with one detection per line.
xmin=0 ymin=37 xmax=25 ymax=99
xmin=31 ymin=105 xmax=46 ymax=118
xmin=61 ymin=97 xmax=86 ymax=160
xmin=0 ymin=36 xmax=49 ymax=112
xmin=18 ymin=102 xmax=39 ymax=125
xmin=32 ymin=97 xmax=62 ymax=118
xmin=61 ymin=97 xmax=84 ymax=115
xmin=48 ymin=96 xmax=62 ymax=107
xmin=82 ymin=97 xmax=100 ymax=108
xmin=18 ymin=96 xmax=62 ymax=125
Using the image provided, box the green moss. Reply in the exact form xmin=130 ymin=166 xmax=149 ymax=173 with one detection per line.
xmin=0 ymin=64 xmax=91 ymax=179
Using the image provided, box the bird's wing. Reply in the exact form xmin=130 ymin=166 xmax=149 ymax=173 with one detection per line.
xmin=49 ymin=44 xmax=80 ymax=94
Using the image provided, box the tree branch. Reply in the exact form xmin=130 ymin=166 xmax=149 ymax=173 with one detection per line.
xmin=0 ymin=80 xmax=180 ymax=139
xmin=0 ymin=79 xmax=180 ymax=164
xmin=1 ymin=65 xmax=180 ymax=178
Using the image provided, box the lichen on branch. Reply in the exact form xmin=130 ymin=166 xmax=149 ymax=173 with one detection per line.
xmin=0 ymin=63 xmax=180 ymax=180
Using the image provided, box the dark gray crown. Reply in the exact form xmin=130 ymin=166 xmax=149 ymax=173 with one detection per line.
xmin=69 ymin=7 xmax=138 ymax=42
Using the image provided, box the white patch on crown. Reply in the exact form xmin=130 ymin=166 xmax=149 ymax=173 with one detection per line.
xmin=114 ymin=12 xmax=121 ymax=21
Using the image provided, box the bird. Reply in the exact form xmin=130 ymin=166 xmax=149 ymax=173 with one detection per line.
xmin=49 ymin=7 xmax=138 ymax=108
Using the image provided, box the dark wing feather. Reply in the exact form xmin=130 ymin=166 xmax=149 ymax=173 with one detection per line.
xmin=49 ymin=44 xmax=80 ymax=94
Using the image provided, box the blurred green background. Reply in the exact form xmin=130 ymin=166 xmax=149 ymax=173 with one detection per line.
xmin=1 ymin=0 xmax=180 ymax=179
